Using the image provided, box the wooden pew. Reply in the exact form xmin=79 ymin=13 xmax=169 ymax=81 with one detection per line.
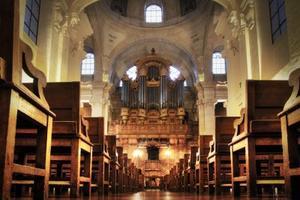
xmin=183 ymin=154 xmax=190 ymax=192
xmin=195 ymin=135 xmax=212 ymax=193
xmin=278 ymin=68 xmax=300 ymax=199
xmin=85 ymin=117 xmax=111 ymax=195
xmin=168 ymin=165 xmax=178 ymax=191
xmin=178 ymin=159 xmax=185 ymax=192
xmin=129 ymin=161 xmax=139 ymax=192
xmin=229 ymin=80 xmax=292 ymax=197
xmin=106 ymin=135 xmax=121 ymax=193
xmin=207 ymin=116 xmax=239 ymax=194
xmin=44 ymin=82 xmax=93 ymax=197
xmin=128 ymin=159 xmax=134 ymax=192
xmin=117 ymin=146 xmax=124 ymax=193
xmin=189 ymin=146 xmax=198 ymax=192
xmin=123 ymin=154 xmax=130 ymax=192
xmin=0 ymin=1 xmax=54 ymax=199
xmin=13 ymin=82 xmax=93 ymax=197
xmin=138 ymin=168 xmax=144 ymax=191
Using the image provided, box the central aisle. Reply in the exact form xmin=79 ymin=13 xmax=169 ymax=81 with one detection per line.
xmin=83 ymin=190 xmax=285 ymax=200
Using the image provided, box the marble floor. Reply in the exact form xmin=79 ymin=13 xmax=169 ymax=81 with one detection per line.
xmin=44 ymin=190 xmax=287 ymax=200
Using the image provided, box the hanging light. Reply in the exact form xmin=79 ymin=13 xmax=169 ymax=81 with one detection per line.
xmin=133 ymin=148 xmax=143 ymax=158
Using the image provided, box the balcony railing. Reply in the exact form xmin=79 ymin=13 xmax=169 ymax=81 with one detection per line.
xmin=108 ymin=123 xmax=188 ymax=135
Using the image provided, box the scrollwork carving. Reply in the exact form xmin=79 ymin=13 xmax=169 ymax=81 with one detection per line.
xmin=282 ymin=68 xmax=300 ymax=112
xmin=21 ymin=41 xmax=49 ymax=108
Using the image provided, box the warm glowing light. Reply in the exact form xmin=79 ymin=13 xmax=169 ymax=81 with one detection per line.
xmin=133 ymin=149 xmax=143 ymax=158
xmin=165 ymin=148 xmax=172 ymax=158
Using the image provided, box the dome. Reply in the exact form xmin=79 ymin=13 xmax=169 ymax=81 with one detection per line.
xmin=103 ymin=0 xmax=205 ymax=27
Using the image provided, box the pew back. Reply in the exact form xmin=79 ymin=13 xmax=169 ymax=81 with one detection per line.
xmin=246 ymin=80 xmax=291 ymax=121
xmin=44 ymin=82 xmax=80 ymax=122
xmin=215 ymin=117 xmax=238 ymax=152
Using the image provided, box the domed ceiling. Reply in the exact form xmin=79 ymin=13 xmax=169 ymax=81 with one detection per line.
xmin=79 ymin=0 xmax=226 ymax=86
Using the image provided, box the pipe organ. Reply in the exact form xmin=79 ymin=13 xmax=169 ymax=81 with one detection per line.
xmin=109 ymin=51 xmax=198 ymax=179
xmin=119 ymin=57 xmax=186 ymax=126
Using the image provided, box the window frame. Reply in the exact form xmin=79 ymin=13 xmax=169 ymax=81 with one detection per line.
xmin=169 ymin=66 xmax=181 ymax=81
xmin=126 ymin=66 xmax=137 ymax=80
xmin=24 ymin=0 xmax=41 ymax=44
xmin=145 ymin=4 xmax=163 ymax=23
xmin=269 ymin=0 xmax=287 ymax=43
xmin=212 ymin=52 xmax=226 ymax=75
xmin=81 ymin=53 xmax=95 ymax=76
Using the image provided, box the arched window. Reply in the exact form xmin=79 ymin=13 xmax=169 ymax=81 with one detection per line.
xmin=212 ymin=52 xmax=226 ymax=74
xmin=81 ymin=53 xmax=95 ymax=75
xmin=119 ymin=80 xmax=123 ymax=87
xmin=126 ymin=66 xmax=137 ymax=80
xmin=145 ymin=4 xmax=162 ymax=23
xmin=169 ymin=66 xmax=180 ymax=81
xmin=184 ymin=80 xmax=187 ymax=87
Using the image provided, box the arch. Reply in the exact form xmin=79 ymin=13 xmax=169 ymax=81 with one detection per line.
xmin=108 ymin=38 xmax=198 ymax=86
xmin=212 ymin=0 xmax=232 ymax=12
xmin=70 ymin=0 xmax=99 ymax=13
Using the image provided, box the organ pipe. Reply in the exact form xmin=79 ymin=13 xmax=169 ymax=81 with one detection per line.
xmin=160 ymin=68 xmax=168 ymax=109
xmin=138 ymin=68 xmax=147 ymax=108
xmin=121 ymin=65 xmax=185 ymax=110
xmin=177 ymin=77 xmax=184 ymax=107
xmin=121 ymin=77 xmax=130 ymax=107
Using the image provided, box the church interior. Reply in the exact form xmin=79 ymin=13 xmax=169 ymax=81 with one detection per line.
xmin=0 ymin=0 xmax=300 ymax=199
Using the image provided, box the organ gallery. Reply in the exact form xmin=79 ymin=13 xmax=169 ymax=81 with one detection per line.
xmin=0 ymin=0 xmax=300 ymax=199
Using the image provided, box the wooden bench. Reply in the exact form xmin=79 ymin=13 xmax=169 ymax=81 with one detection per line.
xmin=128 ymin=161 xmax=138 ymax=192
xmin=167 ymin=165 xmax=178 ymax=191
xmin=106 ymin=135 xmax=121 ymax=193
xmin=278 ymin=68 xmax=300 ymax=199
xmin=183 ymin=153 xmax=190 ymax=192
xmin=123 ymin=154 xmax=130 ymax=192
xmin=138 ymin=168 xmax=144 ymax=191
xmin=0 ymin=1 xmax=54 ymax=199
xmin=207 ymin=116 xmax=238 ymax=194
xmin=116 ymin=146 xmax=124 ymax=193
xmin=178 ymin=159 xmax=185 ymax=192
xmin=13 ymin=84 xmax=93 ymax=198
xmin=188 ymin=146 xmax=198 ymax=192
xmin=229 ymin=80 xmax=292 ymax=197
xmin=195 ymin=135 xmax=212 ymax=193
xmin=45 ymin=82 xmax=92 ymax=197
xmin=85 ymin=117 xmax=111 ymax=195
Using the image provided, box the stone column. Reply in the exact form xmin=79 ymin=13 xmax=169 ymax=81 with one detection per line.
xmin=196 ymin=83 xmax=216 ymax=135
xmin=239 ymin=0 xmax=259 ymax=80
xmin=102 ymin=83 xmax=112 ymax=135
xmin=90 ymin=82 xmax=112 ymax=134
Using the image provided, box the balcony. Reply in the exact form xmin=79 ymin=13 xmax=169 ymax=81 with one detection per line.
xmin=108 ymin=123 xmax=188 ymax=135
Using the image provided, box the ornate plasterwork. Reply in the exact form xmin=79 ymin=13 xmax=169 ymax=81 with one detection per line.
xmin=227 ymin=10 xmax=240 ymax=38
xmin=240 ymin=0 xmax=255 ymax=30
xmin=53 ymin=0 xmax=82 ymax=35
xmin=226 ymin=0 xmax=255 ymax=39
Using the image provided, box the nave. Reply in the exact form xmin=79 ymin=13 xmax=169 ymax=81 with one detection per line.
xmin=1 ymin=0 xmax=300 ymax=199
